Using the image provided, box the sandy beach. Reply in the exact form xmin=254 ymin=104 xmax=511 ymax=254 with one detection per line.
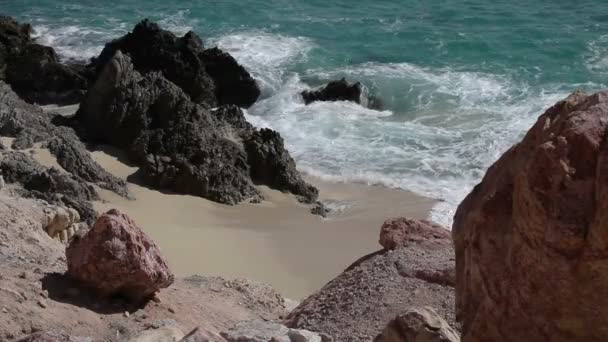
xmin=4 ymin=118 xmax=433 ymax=299
xmin=88 ymin=146 xmax=434 ymax=299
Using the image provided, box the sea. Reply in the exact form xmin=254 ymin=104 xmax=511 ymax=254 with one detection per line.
xmin=4 ymin=0 xmax=608 ymax=225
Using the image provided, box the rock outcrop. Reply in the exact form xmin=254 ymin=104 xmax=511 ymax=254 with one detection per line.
xmin=285 ymin=218 xmax=456 ymax=341
xmin=221 ymin=320 xmax=329 ymax=342
xmin=379 ymin=217 xmax=452 ymax=250
xmin=66 ymin=209 xmax=174 ymax=302
xmin=90 ymin=19 xmax=260 ymax=108
xmin=76 ymin=51 xmax=317 ymax=204
xmin=453 ymin=90 xmax=608 ymax=341
xmin=0 ymin=16 xmax=89 ymax=105
xmin=374 ymin=307 xmax=459 ymax=342
xmin=301 ymin=78 xmax=363 ymax=105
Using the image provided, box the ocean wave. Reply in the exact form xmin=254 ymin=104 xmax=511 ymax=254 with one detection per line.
xmin=211 ymin=32 xmax=315 ymax=96
xmin=586 ymin=34 xmax=608 ymax=74
xmin=241 ymin=53 xmax=574 ymax=226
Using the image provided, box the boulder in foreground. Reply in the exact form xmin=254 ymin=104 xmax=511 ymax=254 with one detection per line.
xmin=66 ymin=209 xmax=174 ymax=302
xmin=374 ymin=307 xmax=459 ymax=342
xmin=285 ymin=218 xmax=456 ymax=341
xmin=453 ymin=90 xmax=608 ymax=341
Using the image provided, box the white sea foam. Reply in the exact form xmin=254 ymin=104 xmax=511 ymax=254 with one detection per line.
xmin=212 ymin=32 xmax=315 ymax=96
xmin=586 ymin=34 xmax=608 ymax=74
xmin=235 ymin=42 xmax=574 ymax=226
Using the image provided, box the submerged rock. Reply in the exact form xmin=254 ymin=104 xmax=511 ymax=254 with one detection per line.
xmin=301 ymin=78 xmax=363 ymax=105
xmin=285 ymin=218 xmax=456 ymax=341
xmin=66 ymin=209 xmax=174 ymax=302
xmin=76 ymin=51 xmax=317 ymax=205
xmin=374 ymin=307 xmax=459 ymax=342
xmin=453 ymin=90 xmax=608 ymax=341
xmin=91 ymin=19 xmax=260 ymax=107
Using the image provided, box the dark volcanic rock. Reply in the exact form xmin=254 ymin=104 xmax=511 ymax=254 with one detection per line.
xmin=6 ymin=44 xmax=88 ymax=105
xmin=0 ymin=80 xmax=129 ymax=222
xmin=285 ymin=218 xmax=456 ymax=341
xmin=77 ymin=51 xmax=317 ymax=205
xmin=245 ymin=128 xmax=318 ymax=203
xmin=201 ymin=47 xmax=261 ymax=107
xmin=302 ymin=78 xmax=363 ymax=105
xmin=0 ymin=16 xmax=33 ymax=79
xmin=0 ymin=151 xmax=98 ymax=223
xmin=0 ymin=17 xmax=88 ymax=105
xmin=91 ymin=19 xmax=260 ymax=107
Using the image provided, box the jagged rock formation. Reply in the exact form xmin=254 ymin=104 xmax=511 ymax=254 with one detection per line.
xmin=285 ymin=218 xmax=456 ymax=341
xmin=90 ymin=19 xmax=260 ymax=108
xmin=76 ymin=51 xmax=317 ymax=204
xmin=453 ymin=90 xmax=608 ymax=342
xmin=67 ymin=209 xmax=174 ymax=302
xmin=0 ymin=16 xmax=89 ymax=105
xmin=0 ymin=80 xmax=129 ymax=222
xmin=302 ymin=78 xmax=363 ymax=105
xmin=375 ymin=307 xmax=459 ymax=342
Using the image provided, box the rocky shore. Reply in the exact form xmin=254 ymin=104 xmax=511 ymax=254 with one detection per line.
xmin=2 ymin=14 xmax=608 ymax=342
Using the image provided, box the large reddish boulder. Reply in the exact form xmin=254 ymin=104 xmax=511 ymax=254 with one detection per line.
xmin=66 ymin=209 xmax=174 ymax=302
xmin=453 ymin=90 xmax=608 ymax=341
xmin=380 ymin=217 xmax=451 ymax=250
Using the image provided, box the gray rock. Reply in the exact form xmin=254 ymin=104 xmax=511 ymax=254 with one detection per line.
xmin=76 ymin=50 xmax=317 ymax=206
xmin=374 ymin=307 xmax=459 ymax=342
xmin=127 ymin=326 xmax=184 ymax=342
xmin=221 ymin=321 xmax=325 ymax=342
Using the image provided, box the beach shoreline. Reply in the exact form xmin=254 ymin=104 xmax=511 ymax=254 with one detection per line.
xmin=86 ymin=146 xmax=434 ymax=299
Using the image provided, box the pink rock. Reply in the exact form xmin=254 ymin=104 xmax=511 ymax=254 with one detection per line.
xmin=379 ymin=217 xmax=450 ymax=250
xmin=66 ymin=209 xmax=174 ymax=302
xmin=453 ymin=91 xmax=608 ymax=341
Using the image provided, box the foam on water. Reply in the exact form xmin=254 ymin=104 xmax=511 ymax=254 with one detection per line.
xmin=212 ymin=32 xmax=315 ymax=96
xmin=23 ymin=10 xmax=605 ymax=227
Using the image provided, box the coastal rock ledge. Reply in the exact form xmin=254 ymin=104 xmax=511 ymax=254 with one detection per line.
xmin=453 ymin=90 xmax=608 ymax=341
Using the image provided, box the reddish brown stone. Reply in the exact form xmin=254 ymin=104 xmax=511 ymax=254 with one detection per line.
xmin=379 ymin=217 xmax=451 ymax=250
xmin=66 ymin=209 xmax=174 ymax=302
xmin=453 ymin=90 xmax=608 ymax=341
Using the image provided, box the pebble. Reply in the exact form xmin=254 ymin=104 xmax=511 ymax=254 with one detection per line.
xmin=168 ymin=306 xmax=176 ymax=314
xmin=40 ymin=290 xmax=48 ymax=298
xmin=123 ymin=311 xmax=130 ymax=318
xmin=18 ymin=271 xmax=27 ymax=279
xmin=37 ymin=300 xmax=47 ymax=308
xmin=2 ymin=307 xmax=7 ymax=313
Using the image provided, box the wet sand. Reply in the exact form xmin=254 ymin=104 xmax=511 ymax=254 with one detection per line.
xmin=87 ymin=146 xmax=434 ymax=298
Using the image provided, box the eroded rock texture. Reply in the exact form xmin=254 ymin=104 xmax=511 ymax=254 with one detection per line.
xmin=66 ymin=209 xmax=174 ymax=302
xmin=453 ymin=90 xmax=608 ymax=341
xmin=76 ymin=51 xmax=317 ymax=205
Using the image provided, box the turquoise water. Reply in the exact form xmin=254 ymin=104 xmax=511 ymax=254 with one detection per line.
xmin=5 ymin=0 xmax=608 ymax=224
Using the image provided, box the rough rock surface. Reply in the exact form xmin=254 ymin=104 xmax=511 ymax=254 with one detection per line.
xmin=66 ymin=209 xmax=174 ymax=302
xmin=221 ymin=320 xmax=327 ymax=342
xmin=0 ymin=192 xmax=292 ymax=341
xmin=285 ymin=218 xmax=456 ymax=341
xmin=301 ymin=78 xmax=363 ymax=105
xmin=374 ymin=307 xmax=459 ymax=342
xmin=0 ymin=80 xmax=129 ymax=197
xmin=0 ymin=150 xmax=99 ymax=224
xmin=453 ymin=90 xmax=608 ymax=342
xmin=380 ymin=218 xmax=451 ymax=250
xmin=90 ymin=19 xmax=260 ymax=107
xmin=0 ymin=16 xmax=89 ymax=105
xmin=76 ymin=51 xmax=317 ymax=204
